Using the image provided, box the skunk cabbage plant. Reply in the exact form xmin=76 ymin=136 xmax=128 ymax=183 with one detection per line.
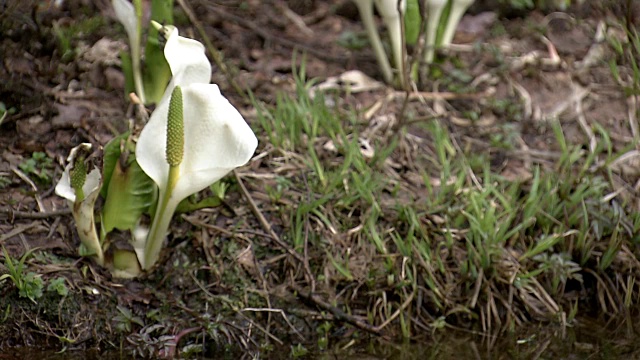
xmin=440 ymin=0 xmax=476 ymax=48
xmin=112 ymin=0 xmax=174 ymax=104
xmin=55 ymin=144 xmax=105 ymax=266
xmin=56 ymin=23 xmax=257 ymax=276
xmin=112 ymin=0 xmax=145 ymax=103
xmin=135 ymin=22 xmax=258 ymax=270
xmin=424 ymin=0 xmax=447 ymax=64
xmin=351 ymin=0 xmax=476 ymax=85
xmin=352 ymin=0 xmax=393 ymax=84
xmin=374 ymin=0 xmax=407 ymax=87
xmin=425 ymin=0 xmax=476 ymax=64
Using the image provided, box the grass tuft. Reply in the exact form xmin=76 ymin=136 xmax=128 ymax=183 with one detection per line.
xmin=246 ymin=58 xmax=640 ymax=339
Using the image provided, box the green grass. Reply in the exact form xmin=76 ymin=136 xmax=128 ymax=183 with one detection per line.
xmin=250 ymin=63 xmax=640 ymax=337
xmin=0 ymin=246 xmax=43 ymax=303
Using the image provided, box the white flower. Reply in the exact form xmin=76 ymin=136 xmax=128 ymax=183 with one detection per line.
xmin=112 ymin=0 xmax=138 ymax=47
xmin=112 ymin=0 xmax=145 ymax=103
xmin=55 ymin=143 xmax=104 ymax=265
xmin=374 ymin=0 xmax=407 ymax=86
xmin=424 ymin=0 xmax=474 ymax=64
xmin=352 ymin=0 xmax=393 ymax=84
xmin=424 ymin=0 xmax=448 ymax=64
xmin=440 ymin=0 xmax=476 ymax=48
xmin=135 ymin=24 xmax=258 ymax=269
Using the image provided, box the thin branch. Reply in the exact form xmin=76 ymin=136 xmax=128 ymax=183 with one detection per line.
xmin=11 ymin=166 xmax=45 ymax=212
xmin=234 ymin=170 xmax=305 ymax=265
xmin=291 ymin=284 xmax=382 ymax=336
xmin=0 ymin=222 xmax=41 ymax=244
xmin=0 ymin=207 xmax=71 ymax=220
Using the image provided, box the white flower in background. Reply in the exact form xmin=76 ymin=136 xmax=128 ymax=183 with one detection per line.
xmin=352 ymin=0 xmax=393 ymax=84
xmin=55 ymin=143 xmax=104 ymax=266
xmin=135 ymin=23 xmax=258 ymax=270
xmin=374 ymin=0 xmax=407 ymax=87
xmin=440 ymin=0 xmax=476 ymax=49
xmin=424 ymin=0 xmax=448 ymax=64
xmin=425 ymin=0 xmax=476 ymax=64
xmin=112 ymin=0 xmax=145 ymax=103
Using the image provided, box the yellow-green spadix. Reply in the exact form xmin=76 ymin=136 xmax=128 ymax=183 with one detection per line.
xmin=135 ymin=24 xmax=258 ymax=270
xmin=166 ymin=85 xmax=184 ymax=167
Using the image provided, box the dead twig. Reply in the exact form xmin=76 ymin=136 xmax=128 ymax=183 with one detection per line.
xmin=241 ymin=307 xmax=305 ymax=341
xmin=275 ymin=0 xmax=314 ymax=37
xmin=11 ymin=166 xmax=45 ymax=212
xmin=0 ymin=222 xmax=41 ymax=244
xmin=574 ymin=86 xmax=597 ymax=153
xmin=393 ymin=89 xmax=492 ymax=101
xmin=187 ymin=273 xmax=284 ymax=345
xmin=291 ymin=284 xmax=382 ymax=336
xmin=374 ymin=288 xmax=416 ymax=332
xmin=233 ymin=170 xmax=306 ymax=266
xmin=627 ymin=95 xmax=639 ymax=140
xmin=301 ymin=172 xmax=316 ymax=293
xmin=0 ymin=207 xmax=71 ymax=220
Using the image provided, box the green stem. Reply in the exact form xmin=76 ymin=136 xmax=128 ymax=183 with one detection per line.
xmin=132 ymin=0 xmax=146 ymax=104
xmin=386 ymin=15 xmax=407 ymax=89
xmin=142 ymin=165 xmax=180 ymax=269
xmin=354 ymin=0 xmax=393 ymax=84
xmin=73 ymin=194 xmax=104 ymax=266
xmin=424 ymin=0 xmax=447 ymax=64
xmin=75 ymin=188 xmax=85 ymax=203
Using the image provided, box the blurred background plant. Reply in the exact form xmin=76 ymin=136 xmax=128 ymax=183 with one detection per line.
xmin=112 ymin=0 xmax=174 ymax=105
xmin=352 ymin=0 xmax=585 ymax=87
xmin=18 ymin=152 xmax=54 ymax=185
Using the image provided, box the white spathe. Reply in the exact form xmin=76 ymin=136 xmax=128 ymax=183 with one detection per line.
xmin=424 ymin=0 xmax=448 ymax=64
xmin=135 ymin=26 xmax=258 ymax=269
xmin=136 ymin=27 xmax=257 ymax=206
xmin=112 ymin=0 xmax=137 ymax=47
xmin=352 ymin=0 xmax=393 ymax=84
xmin=55 ymin=165 xmax=101 ymax=205
xmin=440 ymin=0 xmax=476 ymax=48
xmin=374 ymin=0 xmax=406 ymax=87
xmin=112 ymin=0 xmax=146 ymax=103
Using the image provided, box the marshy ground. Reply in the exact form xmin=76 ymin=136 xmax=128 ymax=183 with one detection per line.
xmin=1 ymin=0 xmax=640 ymax=358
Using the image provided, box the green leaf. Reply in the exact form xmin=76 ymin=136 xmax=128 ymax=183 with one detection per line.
xmin=119 ymin=50 xmax=135 ymax=99
xmin=142 ymin=0 xmax=174 ymax=105
xmin=435 ymin=1 xmax=452 ymax=46
xmin=19 ymin=272 xmax=43 ymax=302
xmin=47 ymin=277 xmax=69 ymax=297
xmin=404 ymin=0 xmax=421 ymax=45
xmin=175 ymin=195 xmax=222 ymax=214
xmin=326 ymin=252 xmax=353 ymax=281
xmin=143 ymin=39 xmax=171 ymax=104
xmin=111 ymin=249 xmax=141 ymax=278
xmin=101 ymin=157 xmax=156 ymax=234
xmin=519 ymin=234 xmax=564 ymax=261
xmin=101 ymin=132 xmax=131 ymax=198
